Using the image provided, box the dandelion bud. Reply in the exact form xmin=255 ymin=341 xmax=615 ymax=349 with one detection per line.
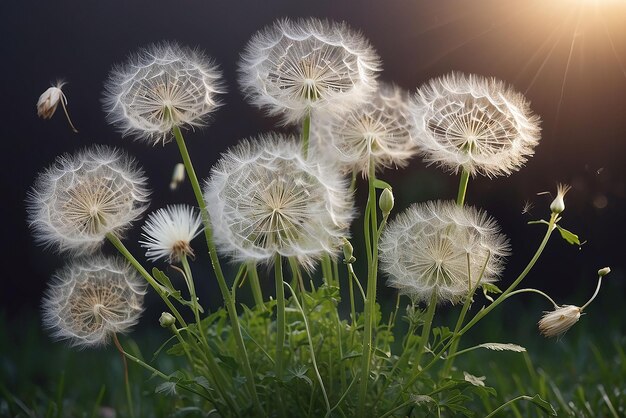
xmin=159 ymin=312 xmax=176 ymax=328
xmin=550 ymin=183 xmax=571 ymax=214
xmin=598 ymin=267 xmax=611 ymax=277
xmin=36 ymin=81 xmax=78 ymax=132
xmin=538 ymin=305 xmax=581 ymax=338
xmin=343 ymin=239 xmax=356 ymax=264
xmin=379 ymin=188 xmax=394 ymax=216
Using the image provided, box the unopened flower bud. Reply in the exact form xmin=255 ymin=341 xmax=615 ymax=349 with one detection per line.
xmin=550 ymin=183 xmax=571 ymax=214
xmin=159 ymin=312 xmax=176 ymax=328
xmin=379 ymin=188 xmax=394 ymax=216
xmin=36 ymin=81 xmax=78 ymax=133
xmin=538 ymin=305 xmax=581 ymax=338
xmin=598 ymin=267 xmax=611 ymax=277
xmin=343 ymin=239 xmax=356 ymax=264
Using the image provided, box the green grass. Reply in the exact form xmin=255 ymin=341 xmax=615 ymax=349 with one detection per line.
xmin=1 ymin=293 xmax=624 ymax=418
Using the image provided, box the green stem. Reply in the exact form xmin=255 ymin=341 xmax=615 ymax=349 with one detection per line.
xmin=484 ymin=395 xmax=538 ymax=418
xmin=459 ymin=213 xmax=557 ymax=335
xmin=456 ymin=168 xmax=470 ymax=206
xmin=172 ymin=125 xmax=262 ymax=413
xmin=247 ymin=262 xmax=265 ymax=309
xmin=112 ymin=334 xmax=134 ymax=418
xmin=441 ymin=252 xmax=490 ymax=377
xmin=357 ymin=158 xmax=379 ymax=416
xmin=413 ymin=293 xmax=438 ymax=371
xmin=180 ymin=255 xmax=206 ymax=344
xmin=274 ymin=254 xmax=287 ymax=418
xmin=503 ymin=288 xmax=558 ymax=308
xmin=106 ymin=233 xmax=186 ymax=328
xmin=302 ymin=109 xmax=311 ymax=159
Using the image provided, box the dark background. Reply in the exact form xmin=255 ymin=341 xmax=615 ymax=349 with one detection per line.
xmin=2 ymin=0 xmax=625 ymax=331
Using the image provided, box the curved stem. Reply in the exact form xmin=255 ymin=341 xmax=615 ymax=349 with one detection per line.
xmin=504 ymin=288 xmax=559 ymax=308
xmin=459 ymin=213 xmax=558 ymax=335
xmin=285 ymin=283 xmax=331 ymax=416
xmin=180 ymin=255 xmax=206 ymax=345
xmin=106 ymin=233 xmax=187 ymax=328
xmin=172 ymin=126 xmax=262 ymax=413
xmin=581 ymin=276 xmax=603 ymax=311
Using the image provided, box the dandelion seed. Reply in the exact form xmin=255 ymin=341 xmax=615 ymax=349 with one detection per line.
xmin=203 ymin=134 xmax=354 ymax=269
xmin=170 ymin=163 xmax=186 ymax=190
xmin=140 ymin=204 xmax=203 ymax=263
xmin=238 ymin=18 xmax=381 ymax=124
xmin=41 ymin=256 xmax=146 ymax=348
xmin=522 ymin=200 xmax=534 ymax=215
xmin=103 ymin=42 xmax=225 ymax=145
xmin=310 ymin=83 xmax=417 ymax=176
xmin=37 ymin=81 xmax=78 ymax=132
xmin=26 ymin=145 xmax=150 ymax=254
xmin=410 ymin=72 xmax=541 ymax=178
xmin=379 ymin=200 xmax=510 ymax=304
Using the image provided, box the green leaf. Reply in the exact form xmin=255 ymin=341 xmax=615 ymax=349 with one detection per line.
xmin=374 ymin=179 xmax=393 ymax=190
xmin=529 ymin=394 xmax=557 ymax=416
xmin=152 ymin=268 xmax=176 ymax=292
xmin=555 ymin=225 xmax=582 ymax=246
xmin=476 ymin=343 xmax=526 ymax=353
xmin=482 ymin=283 xmax=502 ymax=303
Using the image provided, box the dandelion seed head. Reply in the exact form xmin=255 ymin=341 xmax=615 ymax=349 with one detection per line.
xmin=410 ymin=72 xmax=541 ymax=178
xmin=42 ymin=256 xmax=146 ymax=348
xmin=103 ymin=42 xmax=225 ymax=145
xmin=26 ymin=145 xmax=150 ymax=254
xmin=379 ymin=200 xmax=510 ymax=304
xmin=204 ymin=134 xmax=354 ymax=269
xmin=140 ymin=204 xmax=203 ymax=263
xmin=311 ymin=83 xmax=417 ymax=176
xmin=238 ymin=18 xmax=381 ymax=124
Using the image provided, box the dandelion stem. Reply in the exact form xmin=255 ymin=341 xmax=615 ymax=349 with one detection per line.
xmin=106 ymin=233 xmax=187 ymax=328
xmin=456 ymin=168 xmax=470 ymax=206
xmin=581 ymin=276 xmax=603 ymax=311
xmin=358 ymin=157 xmax=380 ymax=416
xmin=247 ymin=262 xmax=265 ymax=308
xmin=302 ymin=109 xmax=311 ymax=159
xmin=112 ymin=334 xmax=134 ymax=418
xmin=274 ymin=253 xmax=287 ymax=418
xmin=180 ymin=255 xmax=206 ymax=344
xmin=172 ymin=125 xmax=262 ymax=413
xmin=413 ymin=292 xmax=438 ymax=372
xmin=503 ymin=288 xmax=559 ymax=308
xmin=59 ymin=93 xmax=78 ymax=133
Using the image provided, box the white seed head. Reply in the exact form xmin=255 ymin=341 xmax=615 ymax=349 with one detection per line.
xmin=37 ymin=81 xmax=66 ymax=119
xmin=26 ymin=145 xmax=150 ymax=255
xmin=204 ymin=134 xmax=354 ymax=269
xmin=410 ymin=72 xmax=541 ymax=178
xmin=41 ymin=256 xmax=146 ymax=348
xmin=379 ymin=200 xmax=510 ymax=304
xmin=311 ymin=83 xmax=417 ymax=176
xmin=550 ymin=183 xmax=571 ymax=214
xmin=140 ymin=204 xmax=203 ymax=263
xmin=238 ymin=18 xmax=381 ymax=124
xmin=538 ymin=305 xmax=581 ymax=338
xmin=103 ymin=42 xmax=225 ymax=145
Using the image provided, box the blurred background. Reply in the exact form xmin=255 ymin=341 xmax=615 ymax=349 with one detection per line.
xmin=1 ymin=0 xmax=625 ymax=413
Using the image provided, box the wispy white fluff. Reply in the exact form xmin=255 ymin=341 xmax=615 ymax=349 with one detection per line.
xmin=103 ymin=42 xmax=225 ymax=145
xmin=203 ymin=134 xmax=354 ymax=269
xmin=410 ymin=72 xmax=541 ymax=178
xmin=238 ymin=18 xmax=381 ymax=124
xmin=379 ymin=200 xmax=510 ymax=304
xmin=26 ymin=145 xmax=150 ymax=254
xmin=140 ymin=204 xmax=203 ymax=263
xmin=311 ymin=83 xmax=417 ymax=176
xmin=41 ymin=256 xmax=146 ymax=348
